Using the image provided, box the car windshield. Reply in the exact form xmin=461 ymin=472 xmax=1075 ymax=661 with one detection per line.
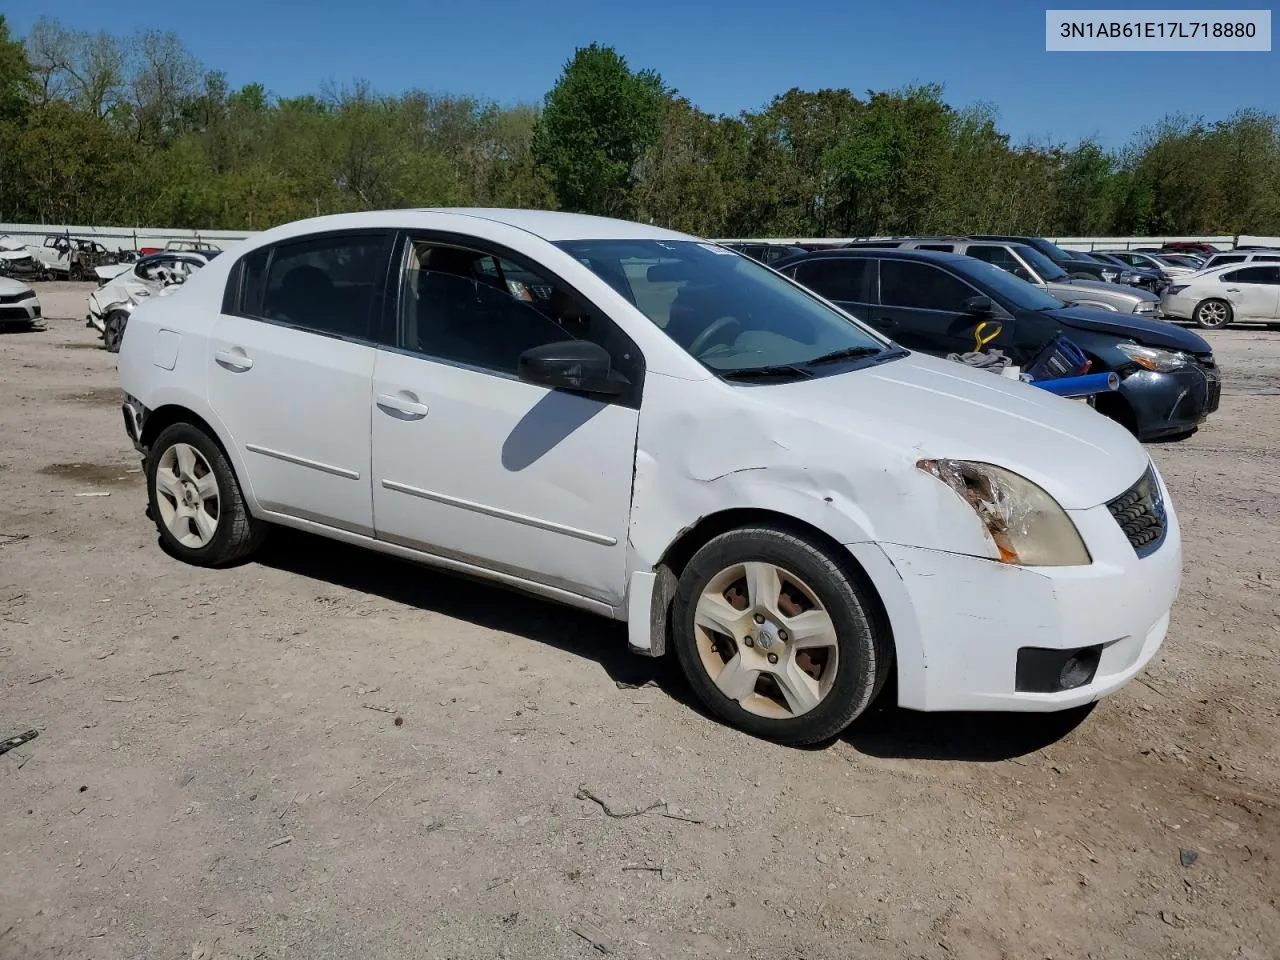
xmin=555 ymin=239 xmax=890 ymax=373
xmin=1016 ymin=245 xmax=1069 ymax=281
xmin=956 ymin=258 xmax=1065 ymax=311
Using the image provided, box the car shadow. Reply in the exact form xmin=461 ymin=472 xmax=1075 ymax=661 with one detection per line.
xmin=252 ymin=528 xmax=682 ymax=693
xmin=841 ymin=695 xmax=1095 ymax=762
xmin=199 ymin=528 xmax=1096 ymax=760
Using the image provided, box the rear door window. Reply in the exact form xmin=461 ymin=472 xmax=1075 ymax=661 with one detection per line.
xmin=235 ymin=232 xmax=392 ymax=340
xmin=1224 ymin=266 xmax=1280 ymax=284
xmin=879 ymin=260 xmax=973 ymax=311
xmin=793 ymin=258 xmax=872 ymax=303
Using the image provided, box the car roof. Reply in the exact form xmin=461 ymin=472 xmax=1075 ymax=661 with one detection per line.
xmin=778 ymin=247 xmax=973 ymax=266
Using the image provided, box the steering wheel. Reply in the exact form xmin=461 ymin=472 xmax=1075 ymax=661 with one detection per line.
xmin=687 ymin=315 xmax=741 ymax=358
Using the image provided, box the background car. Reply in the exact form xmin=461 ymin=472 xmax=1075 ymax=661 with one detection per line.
xmin=88 ymin=252 xmax=211 ymax=352
xmin=0 ymin=276 xmax=41 ymax=330
xmin=774 ymin=247 xmax=1220 ymax=440
xmin=968 ymin=235 xmax=1129 ymax=283
xmin=1201 ymin=250 xmax=1280 ymax=271
xmin=1161 ymin=262 xmax=1280 ymax=329
xmin=1082 ymin=251 xmax=1166 ymax=292
xmin=1102 ymin=250 xmax=1198 ymax=279
xmin=841 ymin=238 xmax=1160 ymax=315
xmin=1160 ymin=241 xmax=1221 ymax=257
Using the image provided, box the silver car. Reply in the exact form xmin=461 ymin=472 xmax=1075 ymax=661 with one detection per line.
xmin=869 ymin=239 xmax=1162 ymax=316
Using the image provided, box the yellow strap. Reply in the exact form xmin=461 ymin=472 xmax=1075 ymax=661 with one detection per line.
xmin=973 ymin=321 xmax=1002 ymax=352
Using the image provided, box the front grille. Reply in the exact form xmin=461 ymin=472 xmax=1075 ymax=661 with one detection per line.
xmin=1107 ymin=466 xmax=1167 ymax=557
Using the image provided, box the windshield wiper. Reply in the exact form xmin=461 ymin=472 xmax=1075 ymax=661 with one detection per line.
xmin=805 ymin=345 xmax=883 ymax=367
xmin=719 ymin=363 xmax=814 ymax=381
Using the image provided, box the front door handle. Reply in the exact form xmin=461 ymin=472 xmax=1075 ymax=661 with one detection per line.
xmin=377 ymin=392 xmax=429 ymax=419
xmin=1225 ymin=288 xmax=1240 ymax=293
xmin=214 ymin=348 xmax=253 ymax=372
xmin=875 ymin=317 xmax=898 ymax=328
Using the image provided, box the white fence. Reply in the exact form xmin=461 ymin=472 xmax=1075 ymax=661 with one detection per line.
xmin=0 ymin=223 xmax=255 ymax=251
xmin=4 ymin=221 xmax=1278 ymax=254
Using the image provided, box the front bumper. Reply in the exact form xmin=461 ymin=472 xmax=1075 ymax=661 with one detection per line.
xmin=1120 ymin=363 xmax=1220 ymax=440
xmin=1159 ymin=292 xmax=1197 ymax=320
xmin=0 ymin=296 xmax=41 ymax=324
xmin=849 ymin=471 xmax=1182 ymax=712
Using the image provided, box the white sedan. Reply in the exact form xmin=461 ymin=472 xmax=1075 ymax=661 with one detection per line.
xmin=1161 ymin=262 xmax=1280 ymax=329
xmin=0 ymin=275 xmax=41 ymax=329
xmin=116 ymin=209 xmax=1182 ymax=745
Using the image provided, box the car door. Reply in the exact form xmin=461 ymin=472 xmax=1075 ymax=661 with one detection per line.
xmin=369 ymin=235 xmax=642 ymax=607
xmin=874 ymin=258 xmax=1011 ymax=356
xmin=207 ymin=229 xmax=393 ymax=536
xmin=1218 ymin=266 xmax=1280 ymax=319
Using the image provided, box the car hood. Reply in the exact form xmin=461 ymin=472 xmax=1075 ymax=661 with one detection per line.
xmin=0 ymin=276 xmax=33 ymax=297
xmin=1056 ymin=277 xmax=1153 ymax=301
xmin=745 ymin=352 xmax=1148 ymax=510
xmin=1051 ymin=304 xmax=1211 ymax=352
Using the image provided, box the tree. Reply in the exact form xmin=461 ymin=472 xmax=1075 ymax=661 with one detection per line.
xmin=533 ymin=43 xmax=665 ymax=216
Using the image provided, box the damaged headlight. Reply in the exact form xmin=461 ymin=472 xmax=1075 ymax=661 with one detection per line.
xmin=1116 ymin=343 xmax=1187 ymax=372
xmin=917 ymin=460 xmax=1091 ymax=567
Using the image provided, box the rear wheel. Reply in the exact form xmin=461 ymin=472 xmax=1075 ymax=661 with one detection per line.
xmin=103 ymin=310 xmax=128 ymax=352
xmin=1193 ymin=298 xmax=1232 ymax=329
xmin=672 ymin=526 xmax=890 ymax=746
xmin=147 ymin=422 xmax=265 ymax=566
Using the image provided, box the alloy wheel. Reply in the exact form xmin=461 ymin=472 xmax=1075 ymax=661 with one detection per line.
xmin=155 ymin=443 xmax=220 ymax=548
xmin=694 ymin=561 xmax=839 ymax=719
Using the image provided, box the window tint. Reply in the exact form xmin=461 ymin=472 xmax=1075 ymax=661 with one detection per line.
xmin=400 ymin=240 xmax=640 ymax=385
xmin=794 ymin=258 xmax=872 ymax=302
xmin=1223 ymin=266 xmax=1280 ymax=285
xmin=1255 ymin=255 xmax=1280 ymax=262
xmin=966 ymin=245 xmax=1035 ymax=282
xmin=242 ymin=233 xmax=389 ymax=339
xmin=880 ymin=260 xmax=973 ymax=311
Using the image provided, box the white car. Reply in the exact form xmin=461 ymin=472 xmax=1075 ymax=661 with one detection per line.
xmin=89 ymin=252 xmax=211 ymax=352
xmin=1161 ymin=262 xmax=1280 ymax=329
xmin=117 ymin=209 xmax=1182 ymax=745
xmin=0 ymin=275 xmax=41 ymax=329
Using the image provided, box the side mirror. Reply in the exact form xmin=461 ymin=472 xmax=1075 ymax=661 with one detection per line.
xmin=963 ymin=295 xmax=993 ymax=315
xmin=518 ymin=340 xmax=626 ymax=397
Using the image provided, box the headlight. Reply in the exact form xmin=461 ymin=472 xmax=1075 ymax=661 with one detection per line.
xmin=1120 ymin=271 xmax=1137 ymax=283
xmin=917 ymin=459 xmax=1091 ymax=567
xmin=1167 ymin=284 xmax=1188 ymax=295
xmin=1133 ymin=301 xmax=1156 ymax=314
xmin=1117 ymin=343 xmax=1188 ymax=372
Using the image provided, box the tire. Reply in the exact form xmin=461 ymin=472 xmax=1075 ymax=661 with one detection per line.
xmin=1193 ymin=298 xmax=1232 ymax=329
xmin=146 ymin=422 xmax=266 ymax=566
xmin=103 ymin=311 xmax=128 ymax=353
xmin=671 ymin=525 xmax=891 ymax=746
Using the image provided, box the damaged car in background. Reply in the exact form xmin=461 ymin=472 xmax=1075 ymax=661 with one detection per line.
xmin=117 ymin=209 xmax=1183 ymax=747
xmin=89 ymin=252 xmax=212 ymax=352
xmin=0 ymin=235 xmax=46 ymax=281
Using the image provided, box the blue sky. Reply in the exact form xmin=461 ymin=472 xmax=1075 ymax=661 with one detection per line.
xmin=6 ymin=0 xmax=1276 ymax=147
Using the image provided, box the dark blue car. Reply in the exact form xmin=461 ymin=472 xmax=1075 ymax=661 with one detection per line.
xmin=773 ymin=248 xmax=1220 ymax=440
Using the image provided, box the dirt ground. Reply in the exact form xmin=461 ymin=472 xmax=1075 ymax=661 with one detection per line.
xmin=1 ymin=282 xmax=1277 ymax=960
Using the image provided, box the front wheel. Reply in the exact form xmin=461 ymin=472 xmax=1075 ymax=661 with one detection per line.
xmin=146 ymin=423 xmax=266 ymax=566
xmin=1193 ymin=298 xmax=1232 ymax=329
xmin=671 ymin=526 xmax=891 ymax=746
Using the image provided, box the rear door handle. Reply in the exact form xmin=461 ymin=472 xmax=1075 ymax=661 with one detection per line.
xmin=1226 ymin=288 xmax=1240 ymax=293
xmin=214 ymin=348 xmax=253 ymax=372
xmin=377 ymin=392 xmax=429 ymax=419
xmin=875 ymin=317 xmax=898 ymax=328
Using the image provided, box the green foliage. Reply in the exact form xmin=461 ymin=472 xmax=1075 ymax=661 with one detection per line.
xmin=3 ymin=22 xmax=1279 ymax=238
xmin=533 ymin=43 xmax=665 ymax=217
